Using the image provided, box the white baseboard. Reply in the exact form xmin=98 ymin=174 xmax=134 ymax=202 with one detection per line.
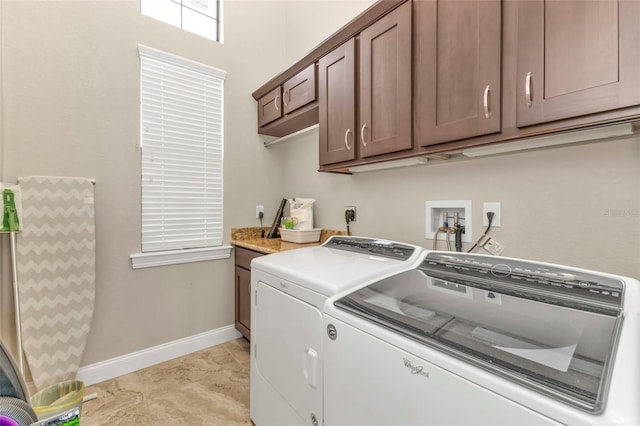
xmin=77 ymin=325 xmax=242 ymax=386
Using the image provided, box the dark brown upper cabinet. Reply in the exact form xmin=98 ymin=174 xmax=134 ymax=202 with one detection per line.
xmin=256 ymin=64 xmax=318 ymax=137
xmin=359 ymin=1 xmax=412 ymax=157
xmin=257 ymin=86 xmax=282 ymax=128
xmin=282 ymin=64 xmax=316 ymax=115
xmin=516 ymin=0 xmax=640 ymax=128
xmin=319 ymin=1 xmax=412 ymax=166
xmin=414 ymin=0 xmax=502 ymax=146
xmin=319 ymin=38 xmax=357 ymax=166
xmin=256 ymin=0 xmax=640 ymax=173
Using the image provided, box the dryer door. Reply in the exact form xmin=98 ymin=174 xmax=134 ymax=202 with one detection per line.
xmin=253 ymin=280 xmax=323 ymax=425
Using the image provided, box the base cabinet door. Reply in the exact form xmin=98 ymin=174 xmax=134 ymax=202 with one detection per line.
xmin=235 ymin=266 xmax=251 ymax=339
xmin=516 ymin=0 xmax=640 ymax=128
xmin=359 ymin=1 xmax=412 ymax=158
xmin=234 ymin=247 xmax=263 ymax=340
xmin=319 ymin=38 xmax=357 ymax=166
xmin=414 ymin=0 xmax=501 ymax=146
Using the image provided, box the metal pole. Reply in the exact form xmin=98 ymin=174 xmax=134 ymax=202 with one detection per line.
xmin=9 ymin=231 xmax=24 ymax=374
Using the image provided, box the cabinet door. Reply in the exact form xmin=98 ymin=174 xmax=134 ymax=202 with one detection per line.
xmin=283 ymin=64 xmax=317 ymax=115
xmin=359 ymin=2 xmax=412 ymax=158
xmin=235 ymin=266 xmax=251 ymax=339
xmin=415 ymin=0 xmax=501 ymax=146
xmin=257 ymin=86 xmax=282 ymax=127
xmin=319 ymin=38 xmax=357 ymax=165
xmin=516 ymin=0 xmax=640 ymax=127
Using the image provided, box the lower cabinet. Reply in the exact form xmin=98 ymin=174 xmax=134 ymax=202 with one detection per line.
xmin=235 ymin=246 xmax=264 ymax=340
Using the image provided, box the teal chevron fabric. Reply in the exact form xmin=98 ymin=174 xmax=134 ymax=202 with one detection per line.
xmin=16 ymin=177 xmax=95 ymax=391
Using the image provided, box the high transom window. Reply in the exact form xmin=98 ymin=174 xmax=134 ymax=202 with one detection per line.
xmin=141 ymin=0 xmax=221 ymax=42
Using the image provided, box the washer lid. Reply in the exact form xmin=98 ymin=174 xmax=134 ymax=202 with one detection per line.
xmin=334 ymin=253 xmax=627 ymax=413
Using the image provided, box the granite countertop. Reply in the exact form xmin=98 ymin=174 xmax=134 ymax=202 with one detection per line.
xmin=231 ymin=227 xmax=345 ymax=254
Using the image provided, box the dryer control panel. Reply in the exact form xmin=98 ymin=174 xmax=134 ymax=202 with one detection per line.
xmin=323 ymin=236 xmax=417 ymax=261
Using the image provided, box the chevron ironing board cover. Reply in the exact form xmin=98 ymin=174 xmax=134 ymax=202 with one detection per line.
xmin=16 ymin=176 xmax=95 ymax=391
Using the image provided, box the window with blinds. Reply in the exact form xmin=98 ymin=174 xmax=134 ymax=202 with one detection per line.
xmin=139 ymin=45 xmax=226 ymax=253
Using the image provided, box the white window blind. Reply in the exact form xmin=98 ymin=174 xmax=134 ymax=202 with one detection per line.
xmin=139 ymin=45 xmax=226 ymax=253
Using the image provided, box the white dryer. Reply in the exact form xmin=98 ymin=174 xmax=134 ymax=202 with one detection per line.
xmin=250 ymin=236 xmax=424 ymax=426
xmin=323 ymin=251 xmax=640 ymax=425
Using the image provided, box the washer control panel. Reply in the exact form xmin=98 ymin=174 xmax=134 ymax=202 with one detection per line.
xmin=420 ymin=252 xmax=624 ymax=313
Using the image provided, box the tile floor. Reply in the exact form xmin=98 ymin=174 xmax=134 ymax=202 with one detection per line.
xmin=80 ymin=338 xmax=251 ymax=425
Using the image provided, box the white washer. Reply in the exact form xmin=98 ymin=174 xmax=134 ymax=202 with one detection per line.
xmin=250 ymin=236 xmax=424 ymax=426
xmin=323 ymin=251 xmax=640 ymax=425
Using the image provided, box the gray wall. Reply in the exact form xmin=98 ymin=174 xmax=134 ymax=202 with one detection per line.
xmin=275 ymin=131 xmax=640 ymax=277
xmin=0 ymin=0 xmax=294 ymax=366
xmin=0 ymin=0 xmax=638 ymax=377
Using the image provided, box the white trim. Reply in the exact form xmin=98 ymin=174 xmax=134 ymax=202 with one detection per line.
xmin=77 ymin=325 xmax=242 ymax=386
xmin=130 ymin=245 xmax=232 ymax=269
xmin=138 ymin=44 xmax=227 ymax=80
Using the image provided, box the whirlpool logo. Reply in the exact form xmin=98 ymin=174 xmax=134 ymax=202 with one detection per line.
xmin=403 ymin=358 xmax=429 ymax=379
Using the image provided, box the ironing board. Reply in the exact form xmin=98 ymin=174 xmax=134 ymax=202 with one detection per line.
xmin=15 ymin=177 xmax=95 ymax=391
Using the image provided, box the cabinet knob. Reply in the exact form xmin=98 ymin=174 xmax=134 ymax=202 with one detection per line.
xmin=525 ymin=72 xmax=532 ymax=108
xmin=283 ymin=90 xmax=290 ymax=106
xmin=483 ymin=85 xmax=491 ymax=119
xmin=360 ymin=123 xmax=368 ymax=147
xmin=344 ymin=128 xmax=352 ymax=151
xmin=274 ymin=95 xmax=280 ymax=111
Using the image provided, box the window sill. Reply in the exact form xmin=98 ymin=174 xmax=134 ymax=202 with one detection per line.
xmin=130 ymin=246 xmax=232 ymax=269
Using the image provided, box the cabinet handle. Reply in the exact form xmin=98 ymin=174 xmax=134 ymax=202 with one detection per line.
xmin=283 ymin=90 xmax=289 ymax=106
xmin=360 ymin=123 xmax=368 ymax=147
xmin=274 ymin=95 xmax=280 ymax=111
xmin=525 ymin=72 xmax=532 ymax=108
xmin=483 ymin=85 xmax=491 ymax=119
xmin=344 ymin=128 xmax=352 ymax=151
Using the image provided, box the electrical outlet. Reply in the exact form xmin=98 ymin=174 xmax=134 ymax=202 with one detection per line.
xmin=256 ymin=205 xmax=264 ymax=219
xmin=344 ymin=206 xmax=356 ymax=222
xmin=483 ymin=202 xmax=501 ymax=227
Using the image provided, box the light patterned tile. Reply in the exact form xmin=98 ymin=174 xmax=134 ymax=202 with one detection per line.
xmin=81 ymin=339 xmax=250 ymax=425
